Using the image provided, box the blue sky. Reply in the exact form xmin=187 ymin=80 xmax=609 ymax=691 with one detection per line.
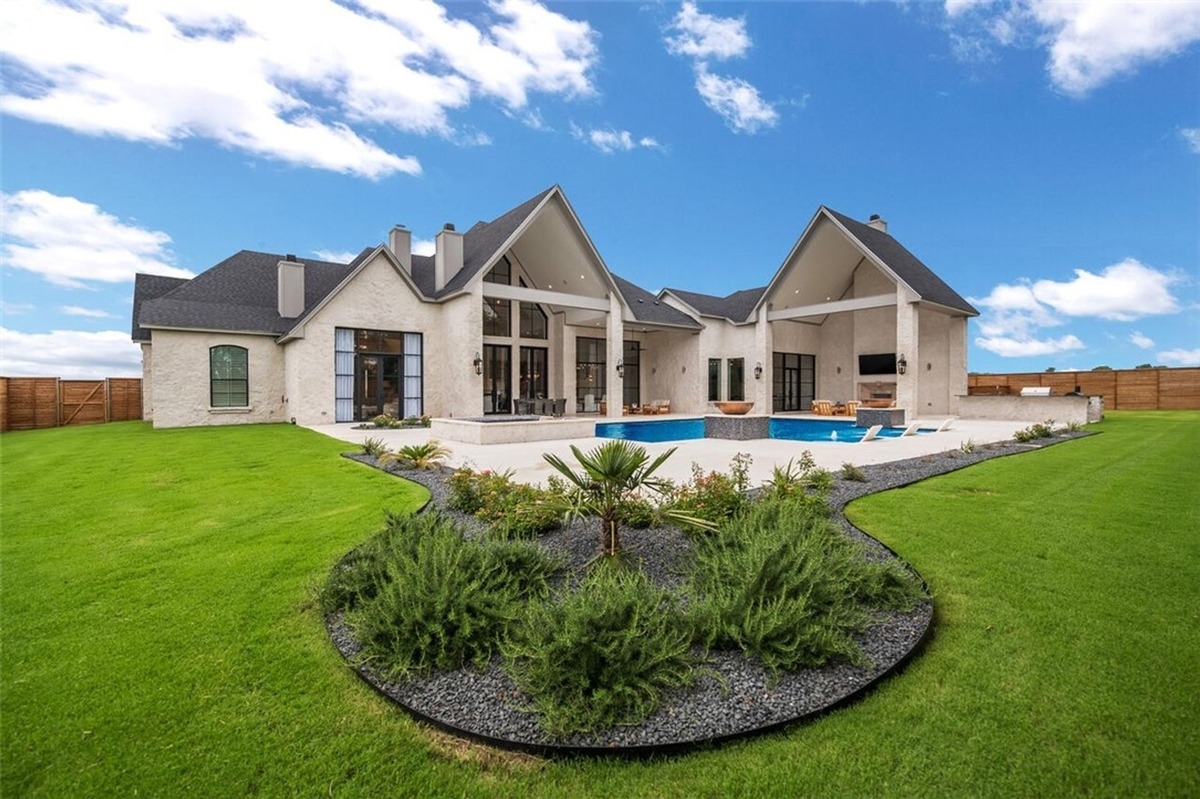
xmin=2 ymin=0 xmax=1198 ymax=378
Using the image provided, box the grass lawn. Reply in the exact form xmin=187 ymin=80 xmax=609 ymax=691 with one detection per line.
xmin=2 ymin=413 xmax=1198 ymax=797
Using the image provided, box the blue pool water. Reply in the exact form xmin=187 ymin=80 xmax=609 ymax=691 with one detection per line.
xmin=595 ymin=417 xmax=927 ymax=444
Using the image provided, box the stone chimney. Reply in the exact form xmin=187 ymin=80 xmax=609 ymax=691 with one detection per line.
xmin=434 ymin=222 xmax=463 ymax=292
xmin=867 ymin=214 xmax=888 ymax=233
xmin=389 ymin=224 xmax=412 ymax=274
xmin=278 ymin=255 xmax=305 ymax=318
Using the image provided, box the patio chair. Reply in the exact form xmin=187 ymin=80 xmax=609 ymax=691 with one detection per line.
xmin=859 ymin=424 xmax=883 ymax=442
xmin=551 ymin=398 xmax=565 ymax=417
xmin=934 ymin=417 xmax=956 ymax=432
xmin=652 ymin=399 xmax=671 ymax=414
xmin=901 ymin=421 xmax=921 ymax=436
xmin=812 ymin=400 xmax=834 ymax=416
xmin=844 ymin=400 xmax=861 ymax=416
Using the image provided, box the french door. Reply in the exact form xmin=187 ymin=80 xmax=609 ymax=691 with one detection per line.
xmin=482 ymin=344 xmax=511 ymax=414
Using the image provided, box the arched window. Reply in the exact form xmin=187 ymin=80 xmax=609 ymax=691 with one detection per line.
xmin=210 ymin=346 xmax=249 ymax=407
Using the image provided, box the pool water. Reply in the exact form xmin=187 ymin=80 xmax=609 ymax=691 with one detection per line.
xmin=595 ymin=417 xmax=927 ymax=444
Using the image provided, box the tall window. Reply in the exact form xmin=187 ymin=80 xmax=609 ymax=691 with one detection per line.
xmin=335 ymin=328 xmax=422 ymax=422
xmin=772 ymin=352 xmax=815 ymax=412
xmin=519 ymin=301 xmax=547 ymax=339
xmin=727 ymin=358 xmax=745 ymax=402
xmin=483 ymin=257 xmax=512 ymax=336
xmin=575 ymin=336 xmax=606 ymax=412
xmin=707 ymin=359 xmax=721 ymax=402
xmin=210 ymin=346 xmax=248 ymax=407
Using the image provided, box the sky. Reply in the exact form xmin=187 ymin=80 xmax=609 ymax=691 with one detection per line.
xmin=1 ymin=0 xmax=1198 ymax=379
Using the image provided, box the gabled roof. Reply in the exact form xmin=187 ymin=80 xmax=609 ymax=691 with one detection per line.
xmin=820 ymin=208 xmax=978 ymax=316
xmin=131 ymin=273 xmax=190 ymax=341
xmin=137 ymin=250 xmax=361 ymax=336
xmin=611 ymin=274 xmax=702 ymax=329
xmin=660 ymin=286 xmax=767 ymax=325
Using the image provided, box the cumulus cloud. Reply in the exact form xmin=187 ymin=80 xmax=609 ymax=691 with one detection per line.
xmin=1130 ymin=331 xmax=1155 ymax=349
xmin=0 ymin=0 xmax=598 ymax=179
xmin=1158 ymin=347 xmax=1200 ymax=366
xmin=664 ymin=2 xmax=778 ymax=134
xmin=570 ymin=124 xmax=663 ymax=154
xmin=969 ymin=257 xmax=1182 ymax=358
xmin=60 ymin=306 xmax=116 ymax=318
xmin=0 ymin=327 xmax=142 ymax=378
xmin=312 ymin=250 xmax=359 ymax=264
xmin=1 ymin=190 xmax=194 ymax=288
xmin=413 ymin=238 xmax=437 ymax=257
xmin=1182 ymin=128 xmax=1200 ymax=153
xmin=943 ymin=1 xmax=1200 ymax=96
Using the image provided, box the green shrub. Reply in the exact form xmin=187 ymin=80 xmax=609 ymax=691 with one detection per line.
xmin=687 ymin=497 xmax=926 ymax=673
xmin=380 ymin=440 xmax=450 ymax=470
xmin=371 ymin=414 xmax=402 ymax=429
xmin=759 ymin=453 xmax=814 ymax=502
xmin=445 ymin=467 xmax=559 ymax=537
xmin=360 ymin=436 xmax=390 ymax=458
xmin=347 ymin=515 xmax=559 ymax=680
xmin=502 ymin=564 xmax=696 ymax=735
xmin=669 ymin=454 xmax=753 ymax=528
xmin=839 ymin=462 xmax=868 ymax=482
xmin=1014 ymin=419 xmax=1057 ymax=442
xmin=959 ymin=438 xmax=977 ymax=454
xmin=805 ymin=467 xmax=836 ymax=495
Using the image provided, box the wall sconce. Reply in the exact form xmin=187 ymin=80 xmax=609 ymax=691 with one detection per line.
xmin=754 ymin=361 xmax=763 ymax=380
xmin=473 ymin=352 xmax=482 ymax=375
xmin=616 ymin=358 xmax=625 ymax=378
xmin=897 ymin=354 xmax=907 ymax=375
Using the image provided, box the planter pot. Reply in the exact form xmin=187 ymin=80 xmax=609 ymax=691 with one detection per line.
xmin=714 ymin=401 xmax=754 ymax=415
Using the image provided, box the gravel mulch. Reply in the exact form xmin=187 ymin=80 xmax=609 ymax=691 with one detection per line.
xmin=330 ymin=430 xmax=1090 ymax=756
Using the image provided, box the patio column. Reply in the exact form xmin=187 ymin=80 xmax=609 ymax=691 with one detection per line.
xmin=754 ymin=303 xmax=772 ymax=414
xmin=607 ymin=291 xmax=623 ymax=417
xmin=895 ymin=285 xmax=919 ymax=417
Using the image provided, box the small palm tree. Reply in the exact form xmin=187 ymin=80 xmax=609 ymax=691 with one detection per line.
xmin=379 ymin=440 xmax=451 ymax=470
xmin=543 ymin=439 xmax=714 ymax=558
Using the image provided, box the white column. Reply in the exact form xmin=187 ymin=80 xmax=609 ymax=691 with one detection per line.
xmin=754 ymin=304 xmax=772 ymax=413
xmin=607 ymin=292 xmax=624 ymax=418
xmin=895 ymin=285 xmax=920 ymax=416
xmin=948 ymin=316 xmax=968 ymax=414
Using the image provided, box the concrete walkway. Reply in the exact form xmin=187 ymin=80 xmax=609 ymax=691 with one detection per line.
xmin=306 ymin=415 xmax=1032 ymax=487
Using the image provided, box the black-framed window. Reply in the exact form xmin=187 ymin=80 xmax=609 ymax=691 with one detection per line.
xmin=484 ymin=297 xmax=510 ymax=336
xmin=575 ymin=336 xmax=606 ymax=412
xmin=727 ymin=358 xmax=745 ymax=402
xmin=485 ymin=257 xmax=511 ymax=285
xmin=772 ymin=352 xmax=815 ymax=412
xmin=520 ymin=301 xmax=547 ymax=339
xmin=707 ymin=359 xmax=721 ymax=401
xmin=210 ymin=345 xmax=248 ymax=407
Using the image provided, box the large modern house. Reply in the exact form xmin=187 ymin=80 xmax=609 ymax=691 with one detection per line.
xmin=132 ymin=185 xmax=978 ymax=428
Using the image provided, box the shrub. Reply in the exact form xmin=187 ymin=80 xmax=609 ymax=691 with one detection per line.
xmin=381 ymin=440 xmax=450 ymax=471
xmin=445 ymin=467 xmax=559 ymax=537
xmin=1014 ymin=419 xmax=1057 ymax=442
xmin=686 ymin=497 xmax=926 ymax=673
xmin=347 ymin=514 xmax=559 ymax=679
xmin=805 ymin=467 xmax=836 ymax=495
xmin=360 ymin=436 xmax=390 ymax=458
xmin=502 ymin=563 xmax=696 ymax=735
xmin=371 ymin=414 xmax=402 ymax=429
xmin=669 ymin=454 xmax=753 ymax=528
xmin=959 ymin=438 xmax=977 ymax=454
xmin=839 ymin=462 xmax=868 ymax=482
xmin=759 ymin=452 xmax=814 ymax=502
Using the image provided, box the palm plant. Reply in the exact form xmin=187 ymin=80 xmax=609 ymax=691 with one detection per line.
xmin=543 ymin=440 xmax=714 ymax=558
xmin=378 ymin=440 xmax=450 ymax=470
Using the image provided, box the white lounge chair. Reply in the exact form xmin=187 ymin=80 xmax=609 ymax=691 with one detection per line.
xmin=901 ymin=421 xmax=921 ymax=436
xmin=934 ymin=417 xmax=956 ymax=432
xmin=859 ymin=424 xmax=883 ymax=442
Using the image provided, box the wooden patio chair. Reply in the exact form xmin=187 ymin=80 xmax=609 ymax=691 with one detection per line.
xmin=812 ymin=400 xmax=834 ymax=416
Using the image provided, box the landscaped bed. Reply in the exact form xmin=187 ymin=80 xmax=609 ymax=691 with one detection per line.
xmin=325 ymin=430 xmax=1089 ymax=756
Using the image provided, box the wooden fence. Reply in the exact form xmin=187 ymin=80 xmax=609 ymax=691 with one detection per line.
xmin=0 ymin=377 xmax=143 ymax=432
xmin=967 ymin=367 xmax=1200 ymax=411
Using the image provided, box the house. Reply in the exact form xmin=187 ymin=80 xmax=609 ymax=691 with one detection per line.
xmin=133 ymin=185 xmax=977 ymax=428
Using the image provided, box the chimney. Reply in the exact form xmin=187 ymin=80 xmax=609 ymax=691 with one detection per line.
xmin=867 ymin=214 xmax=888 ymax=233
xmin=389 ymin=224 xmax=412 ymax=274
xmin=278 ymin=255 xmax=305 ymax=318
xmin=434 ymin=222 xmax=463 ymax=292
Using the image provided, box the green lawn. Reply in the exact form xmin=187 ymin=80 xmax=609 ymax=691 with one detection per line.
xmin=2 ymin=414 xmax=1197 ymax=797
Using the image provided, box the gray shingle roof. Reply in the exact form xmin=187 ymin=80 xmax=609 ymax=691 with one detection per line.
xmin=823 ymin=208 xmax=978 ymax=316
xmin=131 ymin=273 xmax=190 ymax=341
xmin=610 ymin=274 xmax=702 ymax=328
xmin=137 ymin=250 xmax=361 ymax=336
xmin=662 ymin=286 xmax=767 ymax=324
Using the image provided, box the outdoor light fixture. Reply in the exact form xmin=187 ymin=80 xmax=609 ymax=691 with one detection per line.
xmin=473 ymin=352 xmax=482 ymax=375
xmin=897 ymin=354 xmax=907 ymax=375
xmin=754 ymin=361 xmax=763 ymax=380
xmin=616 ymin=358 xmax=625 ymax=378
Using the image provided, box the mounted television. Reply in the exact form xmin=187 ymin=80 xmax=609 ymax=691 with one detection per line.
xmin=858 ymin=353 xmax=897 ymax=375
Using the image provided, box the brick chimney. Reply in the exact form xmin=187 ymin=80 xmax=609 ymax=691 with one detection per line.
xmin=277 ymin=255 xmax=304 ymax=318
xmin=867 ymin=214 xmax=888 ymax=233
xmin=434 ymin=222 xmax=463 ymax=292
xmin=389 ymin=224 xmax=412 ymax=275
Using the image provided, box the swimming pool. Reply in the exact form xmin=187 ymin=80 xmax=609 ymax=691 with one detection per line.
xmin=595 ymin=417 xmax=926 ymax=444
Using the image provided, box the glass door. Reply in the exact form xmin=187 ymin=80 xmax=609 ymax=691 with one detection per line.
xmin=772 ymin=352 xmax=814 ymax=412
xmin=355 ymin=354 xmax=401 ymax=420
xmin=519 ymin=347 xmax=548 ymax=401
xmin=482 ymin=344 xmax=511 ymax=415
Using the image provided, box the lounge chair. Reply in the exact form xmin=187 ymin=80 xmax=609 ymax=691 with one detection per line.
xmin=812 ymin=400 xmax=834 ymax=416
xmin=859 ymin=424 xmax=883 ymax=442
xmin=934 ymin=417 xmax=956 ymax=432
xmin=649 ymin=399 xmax=671 ymax=414
xmin=901 ymin=421 xmax=921 ymax=436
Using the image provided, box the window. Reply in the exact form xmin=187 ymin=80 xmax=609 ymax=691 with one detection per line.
xmin=727 ymin=358 xmax=745 ymax=402
xmin=482 ymin=257 xmax=512 ymax=336
xmin=772 ymin=352 xmax=815 ymax=412
xmin=519 ymin=301 xmax=547 ymax=339
xmin=575 ymin=336 xmax=606 ymax=412
xmin=210 ymin=346 xmax=248 ymax=407
xmin=335 ymin=328 xmax=422 ymax=422
xmin=708 ymin=358 xmax=721 ymax=401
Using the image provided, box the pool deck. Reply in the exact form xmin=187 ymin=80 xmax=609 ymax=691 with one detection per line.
xmin=306 ymin=414 xmax=1036 ymax=487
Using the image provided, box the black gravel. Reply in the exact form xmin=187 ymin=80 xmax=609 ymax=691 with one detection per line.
xmin=332 ymin=430 xmax=1090 ymax=755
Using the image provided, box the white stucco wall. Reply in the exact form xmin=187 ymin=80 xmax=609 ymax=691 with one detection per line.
xmin=149 ymin=331 xmax=285 ymax=428
xmin=140 ymin=342 xmax=154 ymax=421
xmin=693 ymin=319 xmax=758 ymax=411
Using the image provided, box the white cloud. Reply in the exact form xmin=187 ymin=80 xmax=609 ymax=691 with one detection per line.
xmin=665 ymin=1 xmax=750 ymax=61
xmin=60 ymin=306 xmax=116 ymax=318
xmin=570 ymin=124 xmax=663 ymax=154
xmin=1130 ymin=331 xmax=1155 ymax=349
xmin=943 ymin=1 xmax=1200 ymax=96
xmin=1030 ymin=258 xmax=1179 ymax=320
xmin=1 ymin=190 xmax=194 ymax=288
xmin=693 ymin=66 xmax=779 ymax=134
xmin=0 ymin=327 xmax=142 ymax=378
xmin=414 ymin=238 xmax=437 ymax=257
xmin=974 ymin=333 xmax=1085 ymax=358
xmin=1 ymin=0 xmax=598 ymax=179
xmin=1158 ymin=347 xmax=1200 ymax=366
xmin=312 ymin=250 xmax=359 ymax=264
xmin=1182 ymin=128 xmax=1200 ymax=153
xmin=1 ymin=302 xmax=35 ymax=315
